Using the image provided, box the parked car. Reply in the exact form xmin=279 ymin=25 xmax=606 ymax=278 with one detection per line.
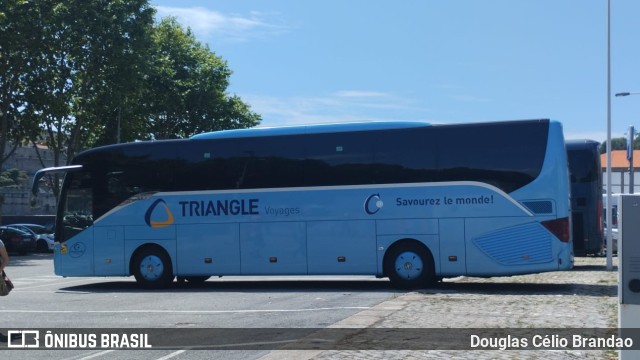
xmin=7 ymin=224 xmax=54 ymax=253
xmin=0 ymin=226 xmax=37 ymax=254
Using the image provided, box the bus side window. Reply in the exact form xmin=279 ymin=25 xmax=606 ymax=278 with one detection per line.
xmin=304 ymin=132 xmax=375 ymax=186
xmin=107 ymin=172 xmax=128 ymax=196
xmin=373 ymin=128 xmax=437 ymax=184
xmin=235 ymin=136 xmax=305 ymax=189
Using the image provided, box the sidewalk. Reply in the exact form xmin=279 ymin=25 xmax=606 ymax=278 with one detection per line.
xmin=261 ymin=257 xmax=619 ymax=359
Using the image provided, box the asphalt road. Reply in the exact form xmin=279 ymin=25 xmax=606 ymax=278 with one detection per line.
xmin=0 ymin=253 xmax=405 ymax=360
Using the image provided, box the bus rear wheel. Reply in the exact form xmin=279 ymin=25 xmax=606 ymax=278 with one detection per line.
xmin=384 ymin=241 xmax=435 ymax=289
xmin=132 ymin=247 xmax=174 ymax=289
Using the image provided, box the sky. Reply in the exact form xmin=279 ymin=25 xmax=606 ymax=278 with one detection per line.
xmin=151 ymin=0 xmax=640 ymax=143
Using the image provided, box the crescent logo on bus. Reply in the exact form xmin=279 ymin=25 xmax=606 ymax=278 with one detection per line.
xmin=144 ymin=198 xmax=175 ymax=228
xmin=364 ymin=193 xmax=384 ymax=215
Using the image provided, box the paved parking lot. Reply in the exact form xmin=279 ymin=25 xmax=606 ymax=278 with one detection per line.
xmin=0 ymin=253 xmax=400 ymax=359
xmin=0 ymin=255 xmax=620 ymax=359
xmin=265 ymin=256 xmax=619 ymax=360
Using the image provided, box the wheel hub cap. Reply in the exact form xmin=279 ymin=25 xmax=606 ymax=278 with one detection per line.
xmin=395 ymin=251 xmax=424 ymax=280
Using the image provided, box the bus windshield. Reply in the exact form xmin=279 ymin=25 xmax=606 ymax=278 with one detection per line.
xmin=568 ymin=147 xmax=600 ymax=183
xmin=566 ymin=139 xmax=604 ymax=255
xmin=60 ymin=171 xmax=94 ymax=242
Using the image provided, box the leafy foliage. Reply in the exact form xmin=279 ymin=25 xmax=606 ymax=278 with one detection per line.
xmin=136 ymin=18 xmax=260 ymax=141
xmin=599 ymin=137 xmax=638 ymax=154
xmin=0 ymin=0 xmax=261 ymax=171
xmin=0 ymin=168 xmax=27 ymax=189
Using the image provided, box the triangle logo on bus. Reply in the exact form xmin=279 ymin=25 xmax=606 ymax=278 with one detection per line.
xmin=144 ymin=199 xmax=174 ymax=228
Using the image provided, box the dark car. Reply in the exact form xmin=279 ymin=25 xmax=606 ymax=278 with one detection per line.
xmin=7 ymin=224 xmax=55 ymax=253
xmin=0 ymin=226 xmax=37 ymax=254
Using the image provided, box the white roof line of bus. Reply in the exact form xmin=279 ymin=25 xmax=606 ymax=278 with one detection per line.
xmin=190 ymin=119 xmax=556 ymax=140
xmin=190 ymin=121 xmax=431 ymax=140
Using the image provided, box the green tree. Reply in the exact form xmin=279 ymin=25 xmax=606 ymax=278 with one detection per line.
xmin=599 ymin=137 xmax=628 ymax=154
xmin=0 ymin=0 xmax=46 ymax=168
xmin=1 ymin=0 xmax=155 ymax=163
xmin=3 ymin=0 xmax=156 ymax=198
xmin=67 ymin=0 xmax=155 ymax=148
xmin=2 ymin=1 xmax=259 ymax=171
xmin=140 ymin=18 xmax=260 ymax=140
xmin=43 ymin=0 xmax=155 ymax=158
xmin=0 ymin=168 xmax=27 ymax=189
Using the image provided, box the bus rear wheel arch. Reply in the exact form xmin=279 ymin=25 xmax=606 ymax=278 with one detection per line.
xmin=383 ymin=239 xmax=435 ymax=289
xmin=131 ymin=245 xmax=175 ymax=289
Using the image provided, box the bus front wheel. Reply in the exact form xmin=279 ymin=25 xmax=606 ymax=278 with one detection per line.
xmin=132 ymin=247 xmax=175 ymax=289
xmin=384 ymin=241 xmax=435 ymax=289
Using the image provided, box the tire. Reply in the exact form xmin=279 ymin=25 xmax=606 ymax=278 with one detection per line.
xmin=384 ymin=241 xmax=435 ymax=289
xmin=132 ymin=247 xmax=175 ymax=289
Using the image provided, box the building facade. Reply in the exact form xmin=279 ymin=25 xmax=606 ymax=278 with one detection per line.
xmin=601 ymin=150 xmax=640 ymax=194
xmin=1 ymin=144 xmax=63 ymax=216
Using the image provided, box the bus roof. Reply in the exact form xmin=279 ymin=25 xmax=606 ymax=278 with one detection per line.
xmin=190 ymin=121 xmax=431 ymax=140
xmin=566 ymin=139 xmax=600 ymax=148
xmin=71 ymin=119 xmax=555 ymax=161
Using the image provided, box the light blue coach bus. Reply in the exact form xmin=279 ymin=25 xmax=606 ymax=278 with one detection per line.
xmin=33 ymin=119 xmax=573 ymax=289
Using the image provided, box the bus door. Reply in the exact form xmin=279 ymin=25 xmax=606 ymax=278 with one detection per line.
xmin=438 ymin=218 xmax=466 ymax=275
xmin=55 ymin=171 xmax=95 ymax=277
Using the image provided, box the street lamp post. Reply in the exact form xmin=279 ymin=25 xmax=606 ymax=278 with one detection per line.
xmin=605 ymin=0 xmax=612 ymax=271
xmin=628 ymin=125 xmax=635 ymax=193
